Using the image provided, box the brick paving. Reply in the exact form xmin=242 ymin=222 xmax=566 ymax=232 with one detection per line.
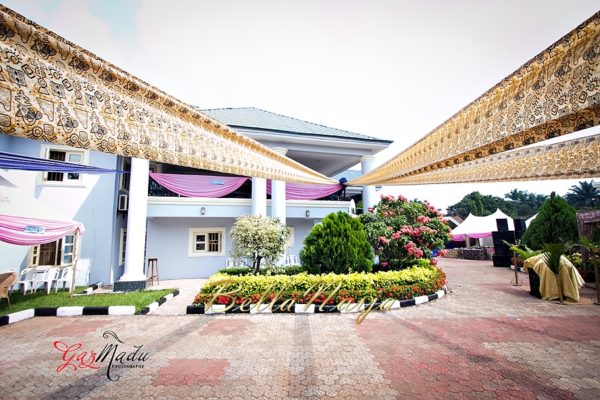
xmin=0 ymin=258 xmax=599 ymax=399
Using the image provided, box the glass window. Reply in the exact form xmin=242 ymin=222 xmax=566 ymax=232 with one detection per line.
xmin=43 ymin=148 xmax=85 ymax=183
xmin=189 ymin=228 xmax=225 ymax=257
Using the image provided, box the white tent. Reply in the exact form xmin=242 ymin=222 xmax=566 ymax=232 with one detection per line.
xmin=451 ymin=209 xmax=515 ymax=241
xmin=0 ymin=175 xmax=84 ymax=293
xmin=526 ymin=214 xmax=537 ymax=227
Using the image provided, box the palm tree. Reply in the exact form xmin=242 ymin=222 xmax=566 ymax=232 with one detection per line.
xmin=542 ymin=243 xmax=570 ymax=304
xmin=565 ymin=180 xmax=600 ymax=209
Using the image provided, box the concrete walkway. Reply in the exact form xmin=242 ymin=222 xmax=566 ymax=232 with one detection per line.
xmin=1 ymin=259 xmax=599 ymax=399
xmin=147 ymin=279 xmax=207 ymax=315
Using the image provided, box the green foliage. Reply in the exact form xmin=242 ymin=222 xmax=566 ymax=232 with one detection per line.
xmin=504 ymin=189 xmax=548 ymax=218
xmin=194 ymin=263 xmax=446 ymax=305
xmin=542 ymin=242 xmax=570 ymax=303
xmin=447 ymin=190 xmax=548 ymax=219
xmin=522 ymin=192 xmax=578 ymax=250
xmin=300 ymin=211 xmax=373 ymax=274
xmin=447 ymin=191 xmax=518 ymax=219
xmin=0 ymin=288 xmax=176 ymax=316
xmin=505 ymin=241 xmax=541 ymax=261
xmin=217 ymin=265 xmax=307 ymax=276
xmin=359 ymin=195 xmax=451 ymax=269
xmin=565 ymin=180 xmax=599 ymax=209
xmin=230 ymin=215 xmax=291 ymax=274
xmin=218 ymin=267 xmax=253 ymax=276
xmin=542 ymin=243 xmax=569 ymax=276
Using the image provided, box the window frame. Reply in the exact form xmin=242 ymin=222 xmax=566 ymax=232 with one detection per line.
xmin=188 ymin=227 xmax=226 ymax=257
xmin=29 ymin=234 xmax=75 ymax=266
xmin=38 ymin=145 xmax=88 ymax=187
xmin=119 ymin=228 xmax=127 ymax=265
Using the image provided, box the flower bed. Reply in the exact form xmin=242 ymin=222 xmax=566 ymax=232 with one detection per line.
xmin=193 ymin=262 xmax=445 ymax=306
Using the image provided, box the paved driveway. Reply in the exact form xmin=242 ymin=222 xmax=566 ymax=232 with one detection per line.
xmin=1 ymin=259 xmax=599 ymax=399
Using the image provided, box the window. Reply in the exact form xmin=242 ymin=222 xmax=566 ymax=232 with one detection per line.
xmin=119 ymin=228 xmax=127 ymax=265
xmin=41 ymin=146 xmax=87 ymax=185
xmin=188 ymin=228 xmax=225 ymax=257
xmin=119 ymin=157 xmax=131 ymax=192
xmin=29 ymin=235 xmax=75 ymax=266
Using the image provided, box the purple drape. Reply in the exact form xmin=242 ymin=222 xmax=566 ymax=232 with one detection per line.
xmin=0 ymin=151 xmax=126 ymax=173
xmin=451 ymin=232 xmax=492 ymax=241
xmin=266 ymin=180 xmax=344 ymax=200
xmin=0 ymin=214 xmax=84 ymax=245
xmin=150 ymin=173 xmax=249 ymax=198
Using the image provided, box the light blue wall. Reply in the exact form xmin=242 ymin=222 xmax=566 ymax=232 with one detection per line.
xmin=0 ymin=135 xmax=119 ymax=285
xmin=146 ymin=217 xmax=235 ymax=279
xmin=287 ymin=218 xmax=316 ymax=259
xmin=146 ymin=216 xmax=321 ymax=278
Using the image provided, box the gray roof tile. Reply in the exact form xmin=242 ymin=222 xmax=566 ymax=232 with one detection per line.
xmin=201 ymin=107 xmax=391 ymax=143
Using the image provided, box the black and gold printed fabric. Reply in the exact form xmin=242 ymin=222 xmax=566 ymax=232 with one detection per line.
xmin=350 ymin=12 xmax=600 ymax=186
xmin=0 ymin=5 xmax=333 ymax=184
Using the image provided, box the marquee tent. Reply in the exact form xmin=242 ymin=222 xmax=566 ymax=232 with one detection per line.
xmin=0 ymin=175 xmax=84 ymax=293
xmin=451 ymin=209 xmax=514 ymax=241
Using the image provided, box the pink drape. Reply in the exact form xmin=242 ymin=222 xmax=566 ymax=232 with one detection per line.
xmin=0 ymin=214 xmax=84 ymax=245
xmin=150 ymin=173 xmax=249 ymax=198
xmin=451 ymin=232 xmax=492 ymax=241
xmin=266 ymin=180 xmax=344 ymax=200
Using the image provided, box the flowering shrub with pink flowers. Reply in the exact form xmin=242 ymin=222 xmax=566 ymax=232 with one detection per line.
xmin=359 ymin=194 xmax=451 ymax=269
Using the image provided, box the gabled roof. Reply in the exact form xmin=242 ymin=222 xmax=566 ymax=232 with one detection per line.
xmin=201 ymin=107 xmax=392 ymax=143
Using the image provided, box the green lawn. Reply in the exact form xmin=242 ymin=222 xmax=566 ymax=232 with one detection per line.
xmin=0 ymin=287 xmax=176 ymax=316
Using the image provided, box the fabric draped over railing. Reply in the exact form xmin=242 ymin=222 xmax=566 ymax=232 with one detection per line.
xmin=0 ymin=151 xmax=125 ymax=173
xmin=149 ymin=173 xmax=249 ymax=198
xmin=0 ymin=214 xmax=84 ymax=245
xmin=266 ymin=180 xmax=344 ymax=200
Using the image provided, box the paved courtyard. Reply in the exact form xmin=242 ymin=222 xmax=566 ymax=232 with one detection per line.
xmin=1 ymin=258 xmax=599 ymax=399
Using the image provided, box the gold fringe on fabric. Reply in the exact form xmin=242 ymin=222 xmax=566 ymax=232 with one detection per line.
xmin=0 ymin=5 xmax=333 ymax=184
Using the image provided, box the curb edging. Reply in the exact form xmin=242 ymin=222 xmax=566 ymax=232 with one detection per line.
xmin=185 ymin=288 xmax=447 ymax=315
xmin=0 ymin=289 xmax=180 ymax=327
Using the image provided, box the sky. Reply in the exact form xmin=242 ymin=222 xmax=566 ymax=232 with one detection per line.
xmin=3 ymin=0 xmax=599 ymax=211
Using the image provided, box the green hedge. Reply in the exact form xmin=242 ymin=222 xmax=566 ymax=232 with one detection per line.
xmin=217 ymin=265 xmax=306 ymax=276
xmin=194 ymin=262 xmax=445 ymax=305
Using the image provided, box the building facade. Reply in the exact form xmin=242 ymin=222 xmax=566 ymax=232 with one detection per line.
xmin=0 ymin=107 xmax=391 ymax=283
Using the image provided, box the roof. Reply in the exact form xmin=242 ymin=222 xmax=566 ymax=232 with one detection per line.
xmin=201 ymin=107 xmax=392 ymax=143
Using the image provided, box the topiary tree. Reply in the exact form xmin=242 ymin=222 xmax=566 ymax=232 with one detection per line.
xmin=522 ymin=192 xmax=578 ymax=250
xmin=300 ymin=211 xmax=373 ymax=274
xmin=230 ymin=215 xmax=290 ymax=274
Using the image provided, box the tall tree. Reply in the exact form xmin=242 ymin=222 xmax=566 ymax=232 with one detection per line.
xmin=565 ymin=180 xmax=599 ymax=209
xmin=522 ymin=192 xmax=578 ymax=249
xmin=447 ymin=191 xmax=517 ymax=219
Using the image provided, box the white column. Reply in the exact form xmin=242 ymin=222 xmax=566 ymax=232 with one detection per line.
xmin=270 ymin=147 xmax=287 ymax=226
xmin=361 ymin=156 xmax=376 ymax=211
xmin=120 ymin=157 xmax=149 ymax=282
xmin=251 ymin=177 xmax=267 ymax=216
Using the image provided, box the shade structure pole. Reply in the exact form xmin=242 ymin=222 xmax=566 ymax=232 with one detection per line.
xmin=69 ymin=230 xmax=81 ymax=296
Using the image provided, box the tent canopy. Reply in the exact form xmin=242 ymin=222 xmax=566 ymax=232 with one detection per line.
xmin=0 ymin=176 xmax=84 ymax=245
xmin=451 ymin=209 xmax=514 ymax=241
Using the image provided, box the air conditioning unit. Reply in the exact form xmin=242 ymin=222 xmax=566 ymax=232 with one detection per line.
xmin=118 ymin=194 xmax=128 ymax=212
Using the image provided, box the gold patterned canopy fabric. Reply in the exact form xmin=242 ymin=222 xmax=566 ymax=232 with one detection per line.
xmin=350 ymin=11 xmax=600 ymax=186
xmin=377 ymin=133 xmax=600 ymax=185
xmin=0 ymin=6 xmax=333 ymax=184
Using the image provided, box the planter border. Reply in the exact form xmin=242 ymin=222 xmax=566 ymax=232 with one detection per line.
xmin=0 ymin=290 xmax=180 ymax=327
xmin=186 ymin=288 xmax=447 ymax=315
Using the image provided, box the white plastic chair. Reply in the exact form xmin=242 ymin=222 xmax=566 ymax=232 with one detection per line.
xmin=54 ymin=267 xmax=73 ymax=292
xmin=15 ymin=268 xmax=36 ymax=294
xmin=33 ymin=267 xmax=59 ymax=294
